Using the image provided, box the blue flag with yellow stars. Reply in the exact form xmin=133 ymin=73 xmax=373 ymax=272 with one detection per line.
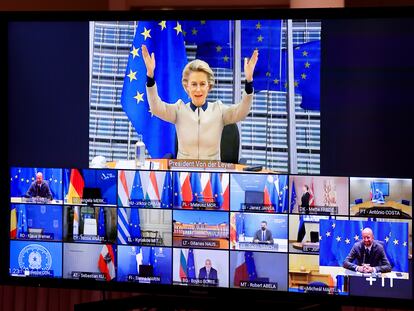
xmin=281 ymin=40 xmax=321 ymax=111
xmin=319 ymin=219 xmax=408 ymax=272
xmin=121 ymin=21 xmax=188 ymax=158
xmin=181 ymin=20 xmax=282 ymax=92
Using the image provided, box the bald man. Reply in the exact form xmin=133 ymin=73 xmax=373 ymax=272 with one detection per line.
xmin=25 ymin=172 xmax=53 ymax=200
xmin=198 ymin=259 xmax=218 ymax=280
xmin=343 ymin=227 xmax=391 ymax=273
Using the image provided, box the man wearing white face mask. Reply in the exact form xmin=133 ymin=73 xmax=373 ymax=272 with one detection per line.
xmin=142 ymin=44 xmax=258 ymax=161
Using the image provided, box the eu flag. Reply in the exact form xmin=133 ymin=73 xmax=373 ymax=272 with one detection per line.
xmin=245 ymin=251 xmax=257 ymax=281
xmin=121 ymin=21 xmax=188 ymax=158
xmin=319 ymin=219 xmax=409 ymax=272
xmin=160 ymin=172 xmax=172 ymax=208
xmin=211 ymin=173 xmax=224 ymax=208
xmin=241 ymin=20 xmax=282 ymax=92
xmin=281 ymin=40 xmax=321 ymax=111
xmin=16 ymin=204 xmax=28 ymax=237
xmin=98 ymin=207 xmax=106 ymax=239
xmin=182 ymin=20 xmax=232 ymax=69
xmin=277 ymin=175 xmax=289 ymax=213
xmin=187 ymin=248 xmax=196 ymax=279
xmin=130 ymin=171 xmax=144 ymax=201
xmin=129 ymin=208 xmax=141 ymax=240
xmin=290 ymin=180 xmax=297 ymax=213
xmin=190 ymin=172 xmax=203 ymax=203
xmin=172 ymin=172 xmax=182 ymax=208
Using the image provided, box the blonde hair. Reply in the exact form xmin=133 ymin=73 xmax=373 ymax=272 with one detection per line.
xmin=182 ymin=59 xmax=215 ymax=91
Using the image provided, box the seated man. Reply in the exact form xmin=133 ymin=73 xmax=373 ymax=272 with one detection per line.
xmin=253 ymin=221 xmax=274 ymax=244
xmin=372 ymin=189 xmax=385 ymax=203
xmin=343 ymin=227 xmax=391 ymax=274
xmin=25 ymin=172 xmax=53 ymax=200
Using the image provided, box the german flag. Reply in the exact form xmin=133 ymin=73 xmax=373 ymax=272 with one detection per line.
xmin=67 ymin=169 xmax=84 ymax=204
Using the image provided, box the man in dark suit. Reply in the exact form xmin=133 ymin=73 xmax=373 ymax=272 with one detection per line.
xmin=198 ymin=259 xmax=218 ymax=280
xmin=253 ymin=220 xmax=274 ymax=244
xmin=25 ymin=172 xmax=53 ymax=200
xmin=343 ymin=227 xmax=391 ymax=273
xmin=301 ymin=185 xmax=311 ymax=214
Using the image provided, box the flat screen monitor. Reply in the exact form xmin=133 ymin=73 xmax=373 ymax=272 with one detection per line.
xmin=3 ymin=6 xmax=413 ymax=309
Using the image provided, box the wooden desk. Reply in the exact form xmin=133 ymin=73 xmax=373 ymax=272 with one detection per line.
xmin=289 ymin=269 xmax=311 ymax=288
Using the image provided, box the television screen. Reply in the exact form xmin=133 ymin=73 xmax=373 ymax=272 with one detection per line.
xmin=4 ymin=7 xmax=414 ymax=308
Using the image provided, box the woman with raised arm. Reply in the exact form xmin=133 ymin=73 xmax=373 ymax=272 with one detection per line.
xmin=142 ymin=44 xmax=258 ymax=161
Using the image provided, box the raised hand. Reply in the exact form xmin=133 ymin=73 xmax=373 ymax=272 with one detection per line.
xmin=244 ymin=49 xmax=259 ymax=82
xmin=142 ymin=44 xmax=156 ymax=78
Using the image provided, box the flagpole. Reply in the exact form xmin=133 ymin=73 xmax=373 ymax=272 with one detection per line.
xmin=233 ymin=20 xmax=242 ymax=162
xmin=286 ymin=20 xmax=298 ymax=174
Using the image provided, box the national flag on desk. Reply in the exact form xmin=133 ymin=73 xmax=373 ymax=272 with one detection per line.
xmin=180 ymin=172 xmax=193 ymax=206
xmin=200 ymin=173 xmax=213 ymax=203
xmin=179 ymin=249 xmax=187 ymax=280
xmin=221 ymin=173 xmax=230 ymax=209
xmin=117 ymin=207 xmax=130 ymax=244
xmin=98 ymin=244 xmax=116 ymax=281
xmin=66 ymin=169 xmax=84 ymax=204
xmin=146 ymin=171 xmax=160 ymax=203
xmin=297 ymin=215 xmax=306 ymax=242
xmin=234 ymin=251 xmax=257 ymax=286
xmin=121 ymin=20 xmax=188 ymax=158
xmin=118 ymin=170 xmax=131 ymax=207
xmin=277 ymin=175 xmax=289 ymax=213
xmin=263 ymin=175 xmax=278 ymax=213
xmin=10 ymin=205 xmax=17 ymax=239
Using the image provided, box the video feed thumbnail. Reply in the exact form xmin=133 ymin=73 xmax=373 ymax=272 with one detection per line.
xmin=173 ymin=210 xmax=229 ymax=249
xmin=10 ymin=204 xmax=63 ymax=241
xmin=289 ymin=253 xmax=347 ymax=295
xmin=350 ymin=177 xmax=412 ymax=218
xmin=117 ymin=245 xmax=171 ymax=284
xmin=63 ymin=206 xmax=117 ymax=243
xmin=288 ymin=215 xmax=329 ymax=254
xmin=10 ymin=240 xmax=62 ymax=278
xmin=63 ymin=243 xmax=117 ymax=281
xmin=118 ymin=170 xmax=172 ymax=208
xmin=10 ymin=167 xmax=63 ymax=204
xmin=289 ymin=175 xmax=349 ymax=215
xmin=230 ymin=212 xmax=287 ymax=252
xmin=319 ymin=219 xmax=410 ymax=279
xmin=173 ymin=248 xmax=229 ymax=288
xmin=172 ymin=172 xmax=229 ymax=210
xmin=63 ymin=168 xmax=116 ymax=205
xmin=117 ymin=208 xmax=172 ymax=246
xmin=230 ymin=174 xmax=289 ymax=213
xmin=230 ymin=251 xmax=287 ymax=291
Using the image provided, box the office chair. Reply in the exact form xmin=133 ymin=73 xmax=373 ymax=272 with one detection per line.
xmin=354 ymin=198 xmax=363 ymax=204
xmin=163 ymin=123 xmax=245 ymax=164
